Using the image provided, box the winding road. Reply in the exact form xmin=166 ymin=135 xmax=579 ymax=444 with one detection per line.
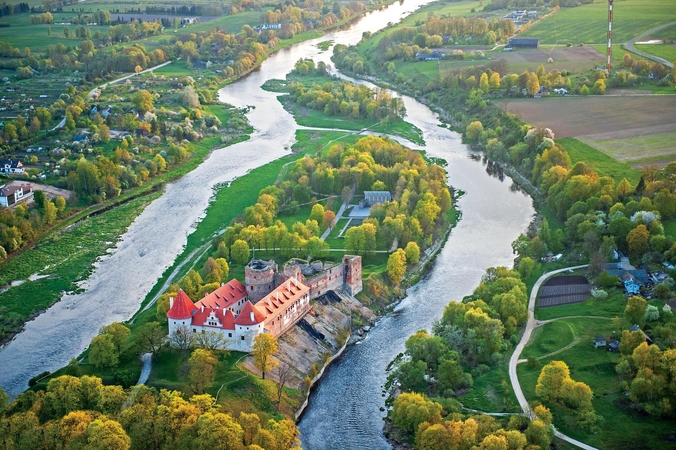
xmin=625 ymin=21 xmax=676 ymax=68
xmin=508 ymin=265 xmax=600 ymax=450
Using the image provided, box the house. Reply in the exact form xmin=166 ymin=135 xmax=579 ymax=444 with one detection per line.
xmin=629 ymin=324 xmax=654 ymax=345
xmin=0 ymin=183 xmax=33 ymax=207
xmin=508 ymin=38 xmax=539 ymax=48
xmin=362 ymin=191 xmax=392 ymax=206
xmin=607 ymin=340 xmax=620 ymax=352
xmin=0 ymin=159 xmax=25 ymax=174
xmin=553 ymin=88 xmax=568 ymax=95
xmin=594 ymin=335 xmax=607 ymax=348
xmin=415 ymin=51 xmax=443 ymax=61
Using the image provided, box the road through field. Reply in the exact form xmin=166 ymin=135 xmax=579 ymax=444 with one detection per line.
xmin=625 ymin=21 xmax=676 ymax=68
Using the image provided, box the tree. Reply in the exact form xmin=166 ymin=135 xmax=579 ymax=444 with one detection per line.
xmin=194 ymin=330 xmax=231 ymax=353
xmin=309 ymin=203 xmax=325 ymax=224
xmin=203 ymin=257 xmax=224 ymax=284
xmin=230 ymin=239 xmax=250 ymax=265
xmin=54 ymin=196 xmax=67 ymax=214
xmin=345 ymin=226 xmax=366 ymax=255
xmin=100 ymin=322 xmax=130 ymax=353
xmin=527 ymin=72 xmax=540 ymax=96
xmin=252 ymin=333 xmax=278 ymax=380
xmin=305 ymin=236 xmax=328 ymax=259
xmin=391 ymin=392 xmax=442 ymax=433
xmin=627 ymin=224 xmax=650 ymax=256
xmin=170 ymin=324 xmax=195 ymax=352
xmin=131 ymin=89 xmax=153 ymax=114
xmin=625 ymin=295 xmax=647 ymax=325
xmin=619 ymin=329 xmax=647 ymax=355
xmin=179 ymin=85 xmax=200 ymax=108
xmin=44 ymin=201 xmax=57 ymax=225
xmin=188 ymin=348 xmax=218 ymax=394
xmin=322 ymin=210 xmax=336 ymax=231
xmin=33 ymin=189 xmax=46 ymax=210
xmin=274 ymin=362 xmax=292 ymax=404
xmin=196 ymin=412 xmax=244 ymax=450
xmin=135 ymin=322 xmax=165 ymax=355
xmin=479 ymin=72 xmax=489 ymax=93
xmin=85 ymin=418 xmax=131 ymax=450
xmin=404 ymin=241 xmax=420 ymax=264
xmin=644 ymin=304 xmax=660 ymax=322
xmin=536 ymin=360 xmax=570 ymax=402
xmin=517 ymin=256 xmax=535 ymax=279
xmin=89 ymin=334 xmax=119 ymax=372
xmin=465 ymin=120 xmax=483 ymax=144
xmin=387 ymin=249 xmax=407 ymax=285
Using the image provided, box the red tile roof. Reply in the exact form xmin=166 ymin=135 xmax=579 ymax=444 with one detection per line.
xmin=194 ymin=279 xmax=247 ymax=310
xmin=192 ymin=307 xmax=236 ymax=329
xmin=234 ymin=301 xmax=266 ymax=326
xmin=166 ymin=289 xmax=196 ymax=320
xmin=255 ymin=277 xmax=309 ymax=323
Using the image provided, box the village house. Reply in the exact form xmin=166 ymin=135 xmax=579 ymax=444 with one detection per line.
xmin=0 ymin=159 xmax=25 ymax=175
xmin=0 ymin=183 xmax=33 ymax=207
xmin=167 ymin=256 xmax=362 ymax=352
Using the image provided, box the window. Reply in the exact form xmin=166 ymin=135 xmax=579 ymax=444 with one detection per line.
xmin=193 ymin=329 xmax=196 ymax=332
xmin=228 ymin=333 xmax=232 ymax=337
xmin=173 ymin=321 xmax=176 ymax=324
xmin=241 ymin=336 xmax=245 ymax=340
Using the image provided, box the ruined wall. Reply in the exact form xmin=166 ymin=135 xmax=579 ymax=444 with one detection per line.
xmin=245 ymin=260 xmax=277 ymax=302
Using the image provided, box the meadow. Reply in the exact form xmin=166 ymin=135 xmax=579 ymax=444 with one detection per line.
xmin=521 ymin=0 xmax=676 ymax=45
xmin=634 ymin=43 xmax=676 ymax=64
xmin=557 ymin=137 xmax=641 ymax=185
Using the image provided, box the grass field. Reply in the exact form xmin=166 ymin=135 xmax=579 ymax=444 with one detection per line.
xmin=521 ymin=0 xmax=676 ymax=45
xmin=579 ymin=130 xmax=676 ymax=167
xmin=557 ymin=137 xmax=641 ymax=185
xmin=665 ymin=220 xmax=676 ymax=240
xmin=460 ymin=358 xmax=520 ymax=412
xmin=635 ymin=43 xmax=676 ymax=63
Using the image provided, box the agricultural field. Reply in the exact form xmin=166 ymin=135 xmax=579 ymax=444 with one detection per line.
xmin=500 ymin=96 xmax=676 ymax=168
xmin=494 ymin=46 xmax=607 ymax=74
xmin=556 ymin=138 xmax=641 ymax=185
xmin=521 ymin=0 xmax=676 ymax=45
xmin=634 ymin=43 xmax=676 ymax=64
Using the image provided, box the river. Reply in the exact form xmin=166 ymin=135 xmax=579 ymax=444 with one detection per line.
xmin=0 ymin=7 xmax=533 ymax=448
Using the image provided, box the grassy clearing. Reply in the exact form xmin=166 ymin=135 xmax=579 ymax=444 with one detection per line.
xmin=664 ymin=219 xmax=676 ymax=240
xmin=579 ymin=130 xmax=676 ymax=166
xmin=557 ymin=137 xmax=641 ymax=185
xmin=279 ymin=97 xmax=425 ymax=145
xmin=522 ymin=320 xmax=576 ymax=359
xmin=460 ymin=358 xmax=520 ymax=413
xmin=521 ymin=0 xmax=676 ymax=45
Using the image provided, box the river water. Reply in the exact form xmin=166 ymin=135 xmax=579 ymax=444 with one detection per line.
xmin=0 ymin=7 xmax=534 ymax=447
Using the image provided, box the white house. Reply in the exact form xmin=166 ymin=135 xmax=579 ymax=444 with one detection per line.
xmin=0 ymin=183 xmax=32 ymax=207
xmin=0 ymin=159 xmax=25 ymax=174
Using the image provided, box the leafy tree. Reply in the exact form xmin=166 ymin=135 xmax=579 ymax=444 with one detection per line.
xmin=644 ymin=304 xmax=660 ymax=322
xmin=404 ymin=241 xmax=420 ymax=264
xmin=131 ymin=89 xmax=153 ymax=114
xmin=627 ymin=224 xmax=650 ymax=256
xmin=182 ymin=269 xmax=203 ymax=299
xmin=89 ymin=334 xmax=119 ymax=372
xmin=619 ymin=329 xmax=646 ymax=355
xmin=517 ymin=256 xmax=535 ymax=279
xmin=100 ymin=322 xmax=130 ymax=353
xmin=85 ymin=418 xmax=131 ymax=450
xmin=392 ymin=392 xmax=442 ymax=433
xmin=188 ymin=348 xmax=218 ymax=394
xmin=252 ymin=333 xmax=278 ymax=379
xmin=230 ymin=239 xmax=250 ymax=265
xmin=33 ymin=190 xmax=46 ymax=210
xmin=387 ymin=249 xmax=407 ymax=285
xmin=322 ymin=210 xmax=336 ymax=230
xmin=305 ymin=236 xmax=328 ymax=259
xmin=465 ymin=121 xmax=483 ymax=144
xmin=54 ymin=196 xmax=67 ymax=214
xmin=536 ymin=360 xmax=570 ymax=402
xmin=345 ymin=226 xmax=366 ymax=255
xmin=44 ymin=201 xmax=57 ymax=225
xmin=203 ymin=257 xmax=224 ymax=284
xmin=309 ymin=203 xmax=325 ymax=224
xmin=625 ymin=295 xmax=647 ymax=325
xmin=135 ymin=322 xmax=165 ymax=355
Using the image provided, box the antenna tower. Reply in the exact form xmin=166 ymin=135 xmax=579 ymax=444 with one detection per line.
xmin=606 ymin=0 xmax=614 ymax=74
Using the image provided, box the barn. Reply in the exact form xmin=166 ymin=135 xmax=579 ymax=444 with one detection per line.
xmin=508 ymin=38 xmax=539 ymax=48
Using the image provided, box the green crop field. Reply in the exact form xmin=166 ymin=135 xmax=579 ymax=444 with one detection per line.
xmin=635 ymin=43 xmax=676 ymax=63
xmin=522 ymin=0 xmax=676 ymax=45
xmin=579 ymin=130 xmax=676 ymax=168
xmin=647 ymin=23 xmax=676 ymax=40
xmin=558 ymin=137 xmax=641 ymax=185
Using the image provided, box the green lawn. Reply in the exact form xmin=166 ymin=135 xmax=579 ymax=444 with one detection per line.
xmin=557 ymin=137 xmax=641 ymax=186
xmin=460 ymin=358 xmax=520 ymax=413
xmin=664 ymin=219 xmax=676 ymax=240
xmin=521 ymin=0 xmax=676 ymax=45
xmin=580 ymin=130 xmax=676 ymax=165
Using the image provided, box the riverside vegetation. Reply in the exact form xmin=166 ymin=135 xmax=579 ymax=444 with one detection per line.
xmin=329 ymin=0 xmax=676 ymax=448
xmin=0 ymin=0 xmax=415 ymax=343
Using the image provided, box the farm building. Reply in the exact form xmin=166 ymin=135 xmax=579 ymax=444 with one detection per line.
xmin=594 ymin=336 xmax=606 ymax=348
xmin=508 ymin=38 xmax=539 ymax=48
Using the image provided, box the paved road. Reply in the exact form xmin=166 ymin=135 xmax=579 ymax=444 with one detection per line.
xmin=625 ymin=21 xmax=676 ymax=69
xmin=137 ymin=352 xmax=152 ymax=385
xmin=508 ymin=264 xmax=600 ymax=450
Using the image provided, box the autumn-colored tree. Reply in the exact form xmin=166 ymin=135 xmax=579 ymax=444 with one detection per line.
xmin=392 ymin=392 xmax=442 ymax=433
xmin=479 ymin=72 xmax=489 ymax=93
xmin=404 ymin=241 xmax=420 ymax=264
xmin=131 ymin=89 xmax=153 ymax=114
xmin=465 ymin=120 xmax=484 ymax=144
xmin=181 ymin=269 xmax=203 ymax=299
xmin=625 ymin=295 xmax=647 ymax=325
xmin=387 ymin=249 xmax=407 ymax=285
xmin=203 ymin=257 xmax=224 ymax=284
xmin=536 ymin=360 xmax=570 ymax=402
xmin=322 ymin=209 xmax=336 ymax=231
xmin=188 ymin=348 xmax=218 ymax=394
xmin=309 ymin=203 xmax=325 ymax=224
xmin=627 ymin=224 xmax=650 ymax=256
xmin=247 ymin=334 xmax=280 ymax=384
xmin=86 ymin=418 xmax=131 ymax=450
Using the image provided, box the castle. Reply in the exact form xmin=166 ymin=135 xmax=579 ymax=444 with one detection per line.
xmin=167 ymin=255 xmax=362 ymax=352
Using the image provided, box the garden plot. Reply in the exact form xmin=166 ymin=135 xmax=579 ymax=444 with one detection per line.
xmin=538 ymin=275 xmax=591 ymax=307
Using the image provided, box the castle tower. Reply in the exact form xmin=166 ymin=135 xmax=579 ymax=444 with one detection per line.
xmin=282 ymin=260 xmax=304 ymax=283
xmin=166 ymin=289 xmax=195 ymax=336
xmin=342 ymin=255 xmax=362 ymax=296
xmin=244 ymin=259 xmax=277 ymax=302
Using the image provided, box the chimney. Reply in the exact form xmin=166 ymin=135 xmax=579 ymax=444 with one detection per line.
xmin=169 ymin=296 xmax=174 ymax=308
xmin=276 ymin=290 xmax=279 ymax=301
xmin=223 ymin=307 xmax=226 ymax=315
xmin=250 ymin=311 xmax=254 ymax=322
xmin=286 ymin=280 xmax=290 ymax=291
xmin=201 ymin=305 xmax=204 ymax=313
xmin=267 ymin=297 xmax=271 ymax=306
